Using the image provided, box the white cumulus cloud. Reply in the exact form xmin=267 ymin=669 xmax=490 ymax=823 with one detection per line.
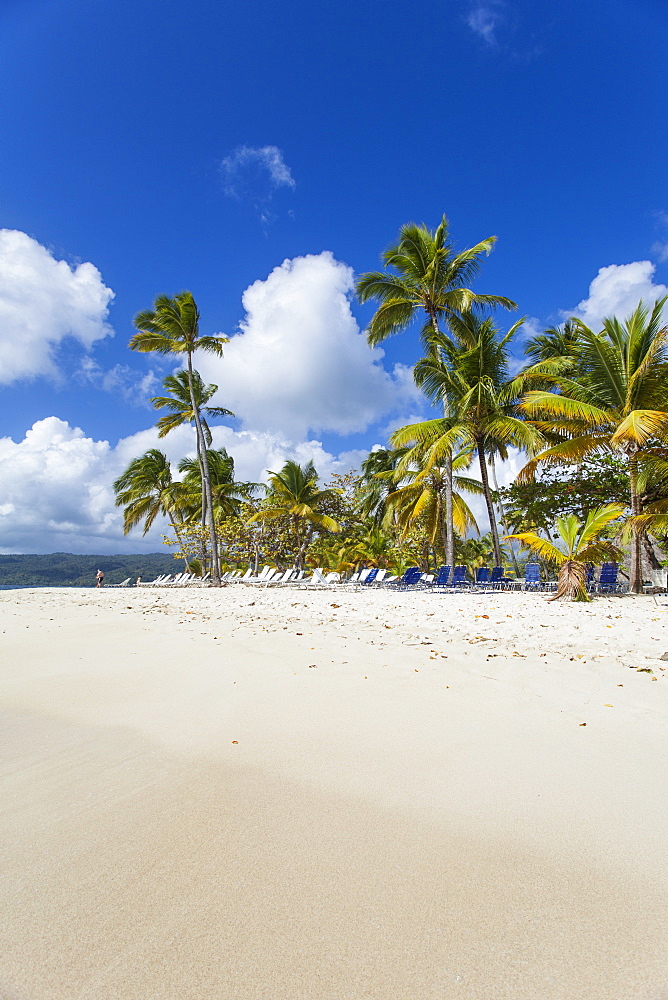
xmin=0 ymin=417 xmax=373 ymax=554
xmin=197 ymin=251 xmax=421 ymax=440
xmin=0 ymin=230 xmax=114 ymax=384
xmin=0 ymin=250 xmax=428 ymax=552
xmin=567 ymin=261 xmax=668 ymax=330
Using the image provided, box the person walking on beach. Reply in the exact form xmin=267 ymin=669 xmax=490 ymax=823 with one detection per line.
xmin=95 ymin=569 xmax=104 ymax=588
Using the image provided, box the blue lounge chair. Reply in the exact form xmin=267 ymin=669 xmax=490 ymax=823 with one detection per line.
xmin=431 ymin=565 xmax=451 ymax=588
xmin=598 ymin=562 xmax=621 ymax=593
xmin=489 ymin=565 xmax=509 ymax=589
xmin=523 ymin=562 xmax=542 ymax=591
xmin=474 ymin=566 xmax=490 ymax=587
xmin=449 ymin=565 xmax=470 ymax=588
xmin=585 ymin=563 xmax=596 ymax=593
xmin=392 ymin=566 xmax=423 ymax=589
xmin=362 ymin=567 xmax=379 ymax=584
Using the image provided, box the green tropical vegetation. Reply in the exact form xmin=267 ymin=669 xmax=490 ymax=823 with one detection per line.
xmin=110 ymin=216 xmax=668 ymax=600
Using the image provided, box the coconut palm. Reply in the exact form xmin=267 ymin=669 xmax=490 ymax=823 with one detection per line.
xmin=357 ymin=447 xmax=409 ymax=525
xmin=524 ymin=319 xmax=581 ymax=364
xmin=518 ymin=297 xmax=668 ymax=592
xmin=178 ymin=448 xmax=251 ymax=524
xmin=343 ymin=526 xmax=397 ymax=570
xmin=112 ymin=449 xmax=190 ymax=568
xmin=356 ymin=216 xmax=516 ymax=347
xmin=151 ymin=369 xmax=234 ymax=569
xmin=392 ymin=312 xmax=543 ymax=564
xmin=129 ymin=292 xmax=228 ymax=584
xmin=248 ymin=460 xmax=341 ymax=569
xmin=506 ymin=504 xmax=624 ymax=602
xmin=455 ymin=535 xmax=502 ymax=573
xmin=356 ymin=216 xmax=516 ymax=569
xmin=151 ymin=370 xmax=233 ymax=443
xmin=385 ymin=447 xmax=481 ymax=560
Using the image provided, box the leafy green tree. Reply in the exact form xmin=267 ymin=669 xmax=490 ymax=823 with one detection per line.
xmin=340 ymin=526 xmax=397 ymax=570
xmin=519 ymin=297 xmax=668 ymax=592
xmin=248 ymin=461 xmax=341 ymax=569
xmin=356 ymin=216 xmax=516 ymax=569
xmin=129 ymin=292 xmax=228 ymax=584
xmin=507 ymin=504 xmax=624 ymax=602
xmin=495 ymin=455 xmax=631 ymax=534
xmin=455 ymin=534 xmax=514 ymax=574
xmin=113 ymin=449 xmax=191 ymax=569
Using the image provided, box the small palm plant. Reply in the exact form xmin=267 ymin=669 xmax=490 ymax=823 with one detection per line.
xmin=505 ymin=503 xmax=624 ymax=601
xmin=248 ymin=461 xmax=341 ymax=569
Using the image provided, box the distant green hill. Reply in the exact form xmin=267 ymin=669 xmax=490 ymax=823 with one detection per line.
xmin=0 ymin=552 xmax=181 ymax=588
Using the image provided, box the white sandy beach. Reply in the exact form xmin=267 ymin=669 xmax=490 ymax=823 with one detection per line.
xmin=1 ymin=583 xmax=668 ymax=1000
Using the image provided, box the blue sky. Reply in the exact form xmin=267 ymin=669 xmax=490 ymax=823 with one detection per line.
xmin=1 ymin=0 xmax=667 ymax=552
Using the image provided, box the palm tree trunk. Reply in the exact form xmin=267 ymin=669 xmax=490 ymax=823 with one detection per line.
xmin=296 ymin=525 xmax=314 ymax=571
xmin=186 ymin=353 xmax=221 ymax=584
xmin=477 ymin=440 xmax=502 ymax=565
xmin=437 ymin=493 xmax=448 ymax=565
xmin=629 ymin=454 xmax=643 ymax=594
xmin=444 ymin=456 xmax=455 ymax=568
xmin=489 ymin=453 xmax=520 ymax=575
xmin=428 ymin=309 xmax=456 ymax=571
xmin=195 ymin=432 xmax=208 ymax=572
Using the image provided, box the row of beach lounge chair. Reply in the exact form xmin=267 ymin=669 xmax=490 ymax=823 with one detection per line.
xmin=136 ymin=572 xmax=211 ymax=587
xmin=380 ymin=562 xmax=626 ymax=593
xmin=134 ymin=562 xmax=628 ymax=593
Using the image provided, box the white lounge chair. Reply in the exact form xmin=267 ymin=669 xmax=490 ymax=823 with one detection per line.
xmin=300 ymin=569 xmax=340 ymax=588
xmin=264 ymin=568 xmax=295 ymax=586
xmin=243 ymin=565 xmax=276 ymax=584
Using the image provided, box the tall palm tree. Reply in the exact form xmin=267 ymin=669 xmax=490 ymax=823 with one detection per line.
xmin=518 ymin=297 xmax=668 ymax=592
xmin=112 ymin=449 xmax=190 ymax=568
xmin=151 ymin=369 xmax=234 ymax=569
xmin=129 ymin=292 xmax=228 ymax=584
xmin=392 ymin=313 xmax=543 ymax=564
xmin=356 ymin=216 xmax=516 ymax=347
xmin=507 ymin=504 xmax=624 ymax=602
xmin=249 ymin=460 xmax=341 ymax=569
xmin=356 ymin=215 xmax=516 ymax=569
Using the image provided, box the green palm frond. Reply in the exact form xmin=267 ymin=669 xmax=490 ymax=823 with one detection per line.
xmin=611 ymin=409 xmax=668 ymax=446
xmin=518 ymin=435 xmax=613 ymax=481
xmin=578 ymin=503 xmax=626 ymax=544
xmin=519 ymin=391 xmax=612 ymax=425
xmin=505 ymin=532 xmax=564 ymax=564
